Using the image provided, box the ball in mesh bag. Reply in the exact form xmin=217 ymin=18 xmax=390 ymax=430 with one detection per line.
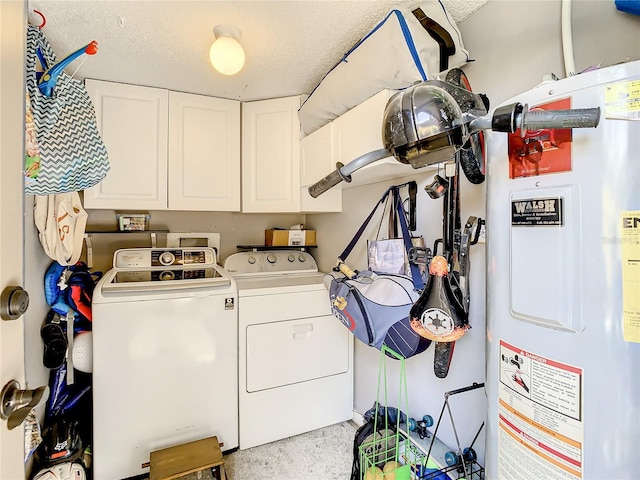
xmin=364 ymin=466 xmax=384 ymax=480
xmin=361 ymin=429 xmax=395 ymax=468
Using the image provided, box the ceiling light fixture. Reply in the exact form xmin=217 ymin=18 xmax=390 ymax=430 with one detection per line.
xmin=209 ymin=24 xmax=245 ymax=76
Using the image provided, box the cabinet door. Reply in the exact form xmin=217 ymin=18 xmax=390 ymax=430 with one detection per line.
xmin=300 ymin=122 xmax=342 ymax=212
xmin=242 ymin=96 xmax=302 ymax=212
xmin=168 ymin=92 xmax=240 ymax=211
xmin=332 ymin=90 xmax=391 ymax=165
xmin=84 ymin=80 xmax=168 ymax=210
xmin=332 ymin=89 xmax=415 ymax=187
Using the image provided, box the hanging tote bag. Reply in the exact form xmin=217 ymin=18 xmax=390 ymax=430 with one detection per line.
xmin=368 ymin=182 xmax=424 ymax=276
xmin=325 ymin=184 xmax=431 ymax=359
xmin=25 ymin=24 xmax=109 ymax=195
xmin=34 ymin=192 xmax=88 ymax=266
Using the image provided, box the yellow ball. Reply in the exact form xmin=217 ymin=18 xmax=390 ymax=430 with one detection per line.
xmin=364 ymin=466 xmax=384 ymax=480
xmin=383 ymin=461 xmax=400 ymax=479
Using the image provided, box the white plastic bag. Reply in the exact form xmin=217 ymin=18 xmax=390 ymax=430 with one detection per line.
xmin=34 ymin=192 xmax=88 ymax=266
xmin=368 ymin=239 xmax=406 ymax=275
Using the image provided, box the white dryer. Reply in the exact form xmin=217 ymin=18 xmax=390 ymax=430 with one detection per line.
xmin=92 ymin=247 xmax=238 ymax=480
xmin=224 ymin=250 xmax=354 ymax=449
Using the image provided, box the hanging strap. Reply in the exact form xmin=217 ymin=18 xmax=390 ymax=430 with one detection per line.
xmin=394 ymin=191 xmax=425 ymax=290
xmin=389 ymin=188 xmax=399 ymax=239
xmin=337 ymin=186 xmax=393 ymax=264
xmin=337 ymin=184 xmax=424 ymax=290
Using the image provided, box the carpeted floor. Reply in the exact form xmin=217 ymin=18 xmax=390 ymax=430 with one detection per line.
xmin=177 ymin=421 xmax=358 ymax=480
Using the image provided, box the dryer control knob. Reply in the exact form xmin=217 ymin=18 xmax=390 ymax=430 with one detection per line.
xmin=160 ymin=271 xmax=175 ymax=281
xmin=287 ymin=255 xmax=295 ymax=262
xmin=159 ymin=251 xmax=175 ymax=265
xmin=248 ymin=256 xmax=256 ymax=265
xmin=266 ymin=254 xmax=277 ymax=264
xmin=298 ymin=255 xmax=306 ymax=262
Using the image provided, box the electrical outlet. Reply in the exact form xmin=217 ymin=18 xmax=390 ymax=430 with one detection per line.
xmin=477 ymin=223 xmax=486 ymax=244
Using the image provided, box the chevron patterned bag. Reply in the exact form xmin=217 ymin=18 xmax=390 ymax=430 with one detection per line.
xmin=25 ymin=24 xmax=109 ymax=195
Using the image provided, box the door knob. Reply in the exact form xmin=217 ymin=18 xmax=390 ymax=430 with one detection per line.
xmin=1 ymin=286 xmax=30 ymax=320
xmin=0 ymin=381 xmax=49 ymax=430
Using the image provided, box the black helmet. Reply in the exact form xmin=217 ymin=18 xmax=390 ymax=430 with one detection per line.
xmin=35 ymin=418 xmax=83 ymax=467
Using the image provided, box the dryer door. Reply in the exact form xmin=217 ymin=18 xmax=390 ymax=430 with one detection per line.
xmin=243 ymin=290 xmax=350 ymax=392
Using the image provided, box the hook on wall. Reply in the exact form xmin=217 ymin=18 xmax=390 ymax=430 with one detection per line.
xmin=33 ymin=9 xmax=46 ymax=29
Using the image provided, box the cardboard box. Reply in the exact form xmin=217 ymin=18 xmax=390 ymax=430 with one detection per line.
xmin=265 ymin=229 xmax=316 ymax=246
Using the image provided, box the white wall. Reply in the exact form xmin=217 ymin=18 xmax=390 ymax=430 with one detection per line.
xmin=461 ymin=0 xmax=640 ymax=106
xmin=310 ymin=0 xmax=640 ymax=466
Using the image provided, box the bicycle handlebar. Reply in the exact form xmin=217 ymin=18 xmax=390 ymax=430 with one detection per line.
xmin=309 ymin=103 xmax=601 ymax=197
xmin=473 ymin=102 xmax=601 ymax=134
xmin=519 ymin=106 xmax=601 ymax=134
xmin=308 ymin=148 xmax=390 ymax=198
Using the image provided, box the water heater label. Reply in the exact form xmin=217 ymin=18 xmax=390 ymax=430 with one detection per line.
xmin=511 ymin=197 xmax=564 ymax=226
xmin=604 ymin=80 xmax=640 ymax=120
xmin=621 ymin=210 xmax=640 ymax=343
xmin=498 ymin=340 xmax=583 ymax=479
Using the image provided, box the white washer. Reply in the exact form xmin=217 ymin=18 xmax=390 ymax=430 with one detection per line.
xmin=92 ymin=247 xmax=238 ymax=480
xmin=224 ymin=250 xmax=354 ymax=450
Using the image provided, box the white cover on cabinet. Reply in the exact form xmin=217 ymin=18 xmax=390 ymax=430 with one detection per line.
xmin=298 ymin=0 xmax=470 ymax=135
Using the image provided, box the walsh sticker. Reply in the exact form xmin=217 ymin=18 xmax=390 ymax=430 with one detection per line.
xmin=512 ymin=197 xmax=564 ymax=226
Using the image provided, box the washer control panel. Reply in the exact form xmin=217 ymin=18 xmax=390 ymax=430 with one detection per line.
xmin=114 ymin=248 xmax=216 ymax=269
xmin=224 ymin=250 xmax=318 ymax=275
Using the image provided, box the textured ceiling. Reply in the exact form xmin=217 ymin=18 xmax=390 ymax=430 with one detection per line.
xmin=27 ymin=0 xmax=487 ymax=102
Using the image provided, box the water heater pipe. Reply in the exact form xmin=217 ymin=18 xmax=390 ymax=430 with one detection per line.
xmin=562 ymin=0 xmax=576 ymax=77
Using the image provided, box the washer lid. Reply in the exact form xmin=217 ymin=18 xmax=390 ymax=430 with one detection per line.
xmin=100 ymin=265 xmax=231 ymax=292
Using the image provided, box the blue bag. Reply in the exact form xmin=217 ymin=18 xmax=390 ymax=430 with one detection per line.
xmin=325 ymin=184 xmax=431 ymax=359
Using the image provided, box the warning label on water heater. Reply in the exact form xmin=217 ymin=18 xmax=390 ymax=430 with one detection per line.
xmin=622 ymin=210 xmax=640 ymax=343
xmin=498 ymin=340 xmax=583 ymax=479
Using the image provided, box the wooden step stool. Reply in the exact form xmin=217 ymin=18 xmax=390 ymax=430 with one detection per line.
xmin=150 ymin=436 xmax=226 ymax=480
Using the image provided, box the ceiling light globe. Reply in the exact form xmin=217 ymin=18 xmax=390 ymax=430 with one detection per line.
xmin=209 ymin=36 xmax=245 ymax=75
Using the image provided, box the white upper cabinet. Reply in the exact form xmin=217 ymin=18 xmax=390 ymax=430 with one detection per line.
xmin=299 ymin=122 xmax=342 ymax=212
xmin=168 ymin=92 xmax=240 ymax=211
xmin=84 ymin=80 xmax=240 ymax=211
xmin=84 ymin=80 xmax=168 ymax=210
xmin=242 ymin=96 xmax=303 ymax=213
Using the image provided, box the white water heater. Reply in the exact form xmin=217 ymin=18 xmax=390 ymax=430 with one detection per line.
xmin=485 ymin=60 xmax=640 ymax=479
